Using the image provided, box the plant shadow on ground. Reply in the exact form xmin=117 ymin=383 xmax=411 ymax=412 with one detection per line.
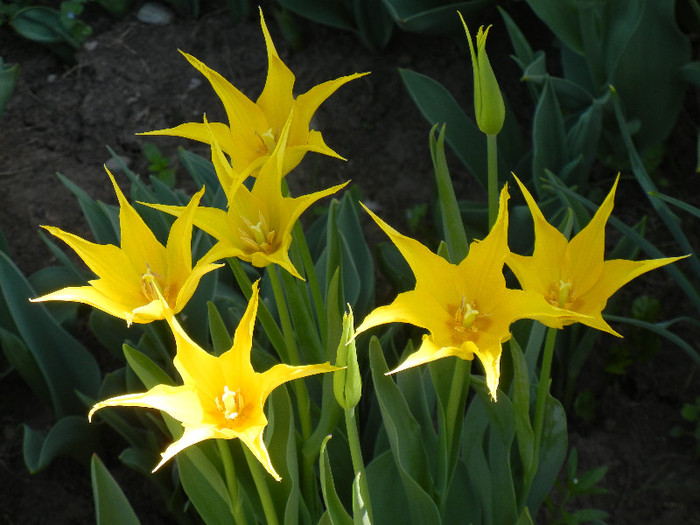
xmin=1 ymin=1 xmax=699 ymax=523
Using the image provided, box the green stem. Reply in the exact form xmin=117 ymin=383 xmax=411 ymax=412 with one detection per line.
xmin=345 ymin=408 xmax=374 ymax=523
xmin=217 ymin=440 xmax=249 ymax=525
xmin=520 ymin=326 xmax=558 ymax=511
xmin=243 ymin=446 xmax=280 ymax=525
xmin=267 ymin=266 xmax=312 ymax=441
xmin=487 ymin=133 xmax=499 ymax=229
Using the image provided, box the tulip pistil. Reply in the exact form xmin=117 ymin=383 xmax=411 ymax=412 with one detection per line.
xmin=216 ymin=385 xmax=243 ymax=422
xmin=141 ymin=264 xmax=170 ymax=303
xmin=239 ymin=211 xmax=276 ymax=254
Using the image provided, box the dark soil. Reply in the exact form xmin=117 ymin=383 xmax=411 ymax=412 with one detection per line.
xmin=1 ymin=1 xmax=699 ymax=524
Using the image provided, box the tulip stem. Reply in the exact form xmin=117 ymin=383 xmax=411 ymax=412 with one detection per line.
xmin=521 ymin=325 xmax=558 ymax=512
xmin=243 ymin=446 xmax=280 ymax=525
xmin=487 ymin=133 xmax=498 ymax=229
xmin=268 ymin=266 xmax=313 ymax=441
xmin=217 ymin=440 xmax=249 ymax=525
xmin=345 ymin=407 xmax=374 ymax=522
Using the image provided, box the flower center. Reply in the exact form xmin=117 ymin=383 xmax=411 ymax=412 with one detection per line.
xmin=451 ymin=297 xmax=488 ymax=343
xmin=239 ymin=211 xmax=276 ymax=254
xmin=215 ymin=386 xmax=243 ymax=422
xmin=141 ymin=264 xmax=170 ymax=302
xmin=256 ymin=127 xmax=277 ymax=153
xmin=548 ymin=280 xmax=574 ymax=309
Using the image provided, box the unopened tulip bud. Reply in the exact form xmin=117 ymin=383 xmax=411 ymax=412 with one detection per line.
xmin=333 ymin=307 xmax=362 ymax=410
xmin=460 ymin=13 xmax=505 ymax=136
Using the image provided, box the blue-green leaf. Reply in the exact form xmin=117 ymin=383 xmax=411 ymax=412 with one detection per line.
xmin=91 ymin=454 xmax=141 ymax=525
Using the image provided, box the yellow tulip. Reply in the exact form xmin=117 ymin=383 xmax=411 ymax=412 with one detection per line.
xmin=507 ymin=174 xmax=686 ymax=336
xmin=145 ymin=112 xmax=347 ymax=279
xmin=356 ymin=185 xmax=571 ymax=399
xmin=31 ymin=168 xmax=221 ymax=326
xmin=140 ymin=7 xmax=368 ymax=176
xmin=89 ymin=281 xmax=339 ymax=480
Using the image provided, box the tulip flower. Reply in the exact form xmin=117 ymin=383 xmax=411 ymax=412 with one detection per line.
xmin=145 ymin=112 xmax=347 ymax=279
xmin=31 ymin=168 xmax=221 ymax=326
xmin=356 ymin=185 xmax=573 ymax=399
xmin=89 ymin=281 xmax=339 ymax=480
xmin=506 ymin=174 xmax=686 ymax=336
xmin=140 ymin=8 xmax=367 ymax=176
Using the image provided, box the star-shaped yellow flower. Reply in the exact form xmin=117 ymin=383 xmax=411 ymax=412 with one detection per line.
xmin=146 ymin=112 xmax=347 ymax=279
xmin=140 ymin=8 xmax=367 ymax=176
xmin=89 ymin=281 xmax=338 ymax=480
xmin=355 ymin=185 xmax=570 ymax=399
xmin=31 ymin=168 xmax=221 ymax=326
xmin=506 ymin=174 xmax=686 ymax=336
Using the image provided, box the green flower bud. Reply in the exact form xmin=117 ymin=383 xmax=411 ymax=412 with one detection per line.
xmin=333 ymin=307 xmax=362 ymax=410
xmin=460 ymin=13 xmax=505 ymax=136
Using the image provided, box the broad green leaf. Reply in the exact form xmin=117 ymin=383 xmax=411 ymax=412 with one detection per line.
xmin=320 ymin=436 xmax=353 ymax=525
xmin=11 ymin=7 xmax=75 ymax=46
xmin=178 ymin=147 xmax=221 ymax=206
xmin=208 ymin=301 xmax=233 ymax=356
xmin=365 ymin=451 xmax=410 ymax=524
xmin=123 ymin=344 xmax=175 ymax=390
xmin=399 ymin=68 xmax=487 ymax=189
xmin=369 ymin=339 xmax=441 ymax=524
xmin=177 ymin=445 xmax=234 ymax=524
xmin=0 ymin=250 xmax=100 ymax=417
xmin=353 ymin=0 xmax=393 ymax=50
xmin=0 ymin=327 xmax=50 ymax=406
xmin=23 ymin=416 xmax=97 ymax=473
xmin=509 ymin=338 xmax=534 ymax=476
xmin=277 ymin=0 xmax=356 ymax=32
xmin=382 ymin=0 xmax=493 ymax=34
xmin=91 ymin=454 xmax=141 ymax=525
xmin=90 ymin=310 xmax=142 ymax=359
xmin=527 ymin=394 xmax=567 ymax=513
xmin=531 ymin=77 xmax=567 ymax=195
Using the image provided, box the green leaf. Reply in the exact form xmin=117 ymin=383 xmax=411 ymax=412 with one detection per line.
xmin=123 ymin=344 xmax=175 ymax=390
xmin=0 ymin=251 xmax=100 ymax=417
xmin=369 ymin=338 xmax=441 ymax=523
xmin=0 ymin=327 xmax=51 ymax=406
xmin=11 ymin=6 xmax=77 ymax=46
xmin=365 ymin=451 xmax=411 ymax=523
xmin=178 ymin=147 xmax=220 ymax=205
xmin=90 ymin=310 xmax=142 ymax=359
xmin=23 ymin=416 xmax=97 ymax=473
xmin=320 ymin=436 xmax=353 ymax=525
xmin=399 ymin=68 xmax=487 ymax=189
xmin=531 ymin=77 xmax=567 ymax=195
xmin=382 ymin=0 xmax=493 ymax=34
xmin=527 ymin=394 xmax=567 ymax=513
xmin=177 ymin=445 xmax=234 ymax=524
xmin=208 ymin=301 xmax=233 ymax=356
xmin=353 ymin=0 xmax=393 ymax=50
xmin=509 ymin=338 xmax=535 ymax=476
xmin=91 ymin=454 xmax=141 ymax=525
xmin=431 ymin=124 xmax=468 ymax=263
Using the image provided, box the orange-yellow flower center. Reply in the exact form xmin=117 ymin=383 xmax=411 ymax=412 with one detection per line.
xmin=141 ymin=264 xmax=170 ymax=303
xmin=239 ymin=211 xmax=276 ymax=254
xmin=548 ymin=280 xmax=574 ymax=309
xmin=256 ymin=127 xmax=277 ymax=153
xmin=451 ymin=297 xmax=490 ymax=344
xmin=215 ymin=385 xmax=243 ymax=422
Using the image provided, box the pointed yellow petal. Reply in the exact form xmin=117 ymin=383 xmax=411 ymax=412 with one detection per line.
xmin=164 ymin=186 xmax=205 ymax=288
xmin=40 ymin=226 xmax=139 ymax=292
xmin=220 ymin=281 xmax=259 ymax=384
xmin=238 ymin=428 xmax=281 ymax=481
xmin=139 ymin=121 xmax=233 ymax=152
xmin=356 ymin=290 xmax=448 ymax=340
xmin=89 ymin=384 xmax=203 ymax=424
xmin=256 ymin=48 xmax=295 ymax=137
xmin=179 ymin=51 xmax=267 ymax=143
xmin=360 ymin=203 xmax=455 ymax=302
xmin=292 ymin=72 xmax=369 ymax=147
xmin=388 ymin=335 xmax=471 ymax=374
xmin=107 ymin=168 xmax=166 ymax=275
xmin=565 ymin=176 xmax=619 ymax=294
xmin=259 ymin=362 xmax=340 ymax=401
xmin=31 ymin=284 xmax=140 ymax=325
xmin=472 ymin=342 xmax=502 ymax=401
xmin=156 ymin=426 xmax=220 ymax=472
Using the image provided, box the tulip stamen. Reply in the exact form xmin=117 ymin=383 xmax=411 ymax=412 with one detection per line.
xmin=215 ymin=386 xmax=243 ymax=422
